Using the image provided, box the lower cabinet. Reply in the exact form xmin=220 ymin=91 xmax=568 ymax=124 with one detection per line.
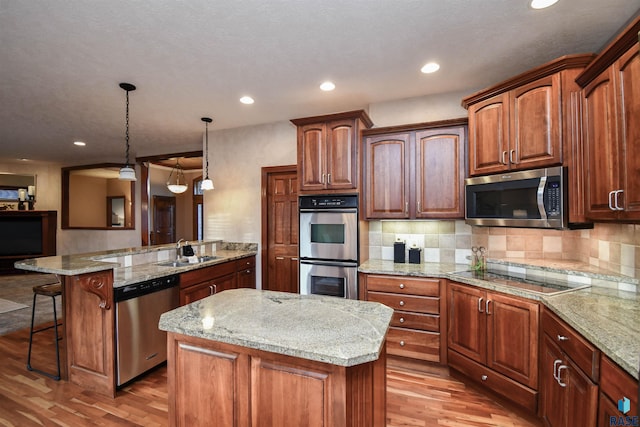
xmin=167 ymin=333 xmax=387 ymax=427
xmin=539 ymin=308 xmax=599 ymax=427
xmin=598 ymin=355 xmax=639 ymax=427
xmin=179 ymin=256 xmax=256 ymax=305
xmin=362 ymin=273 xmax=446 ymax=363
xmin=447 ymin=281 xmax=539 ymax=411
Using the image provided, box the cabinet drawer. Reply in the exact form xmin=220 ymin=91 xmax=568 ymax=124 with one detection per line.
xmin=600 ymin=355 xmax=638 ymax=413
xmin=542 ymin=309 xmax=599 ymax=381
xmin=448 ymin=349 xmax=537 ymax=412
xmin=368 ymin=291 xmax=439 ymax=314
xmin=235 ymin=256 xmax=256 ymax=270
xmin=180 ymin=261 xmax=236 ymax=288
xmin=386 ymin=327 xmax=440 ymax=362
xmin=391 ymin=311 xmax=439 ymax=332
xmin=366 ymin=275 xmax=440 ymax=297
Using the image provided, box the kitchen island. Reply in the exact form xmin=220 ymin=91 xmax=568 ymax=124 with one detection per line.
xmin=159 ymin=288 xmax=393 ymax=427
xmin=14 ymin=241 xmax=257 ymax=397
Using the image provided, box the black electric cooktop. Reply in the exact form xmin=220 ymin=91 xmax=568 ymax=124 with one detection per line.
xmin=452 ymin=270 xmax=590 ymax=295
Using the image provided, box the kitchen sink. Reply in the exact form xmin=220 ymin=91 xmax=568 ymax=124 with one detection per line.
xmin=156 ymin=255 xmax=218 ymax=268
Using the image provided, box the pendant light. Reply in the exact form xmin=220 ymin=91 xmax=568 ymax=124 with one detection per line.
xmin=201 ymin=117 xmax=214 ymax=191
xmin=167 ymin=158 xmax=188 ymax=194
xmin=118 ymin=83 xmax=137 ymax=181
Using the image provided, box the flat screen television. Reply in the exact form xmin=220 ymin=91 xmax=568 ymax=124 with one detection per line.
xmin=0 ymin=217 xmax=43 ymax=256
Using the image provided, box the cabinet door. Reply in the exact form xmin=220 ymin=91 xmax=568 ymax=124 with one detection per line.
xmin=447 ymin=283 xmax=486 ymax=364
xmin=298 ymin=123 xmax=326 ymax=191
xmin=583 ymin=67 xmax=620 ymax=220
xmin=325 ymin=119 xmax=357 ymax=190
xmin=485 ymin=292 xmax=539 ymax=389
xmin=269 ymin=256 xmax=299 ymax=293
xmin=617 ymin=46 xmax=640 ymax=220
xmin=565 ymin=356 xmax=598 ymax=427
xmin=180 ymin=281 xmax=216 ymax=305
xmin=214 ymin=272 xmax=237 ymax=293
xmin=468 ymin=93 xmax=510 ymax=175
xmin=540 ymin=335 xmax=567 ymax=427
xmin=364 ymin=133 xmax=411 ymax=218
xmin=510 ymin=74 xmax=562 ymax=170
xmin=237 ymin=268 xmax=256 ymax=289
xmin=414 ymin=127 xmax=466 ymax=218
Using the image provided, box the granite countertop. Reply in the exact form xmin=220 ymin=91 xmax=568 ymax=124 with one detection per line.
xmin=159 ymin=288 xmax=394 ymax=367
xmin=359 ymin=259 xmax=640 ymax=379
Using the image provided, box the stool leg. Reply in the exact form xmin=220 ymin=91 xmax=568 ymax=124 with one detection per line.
xmin=52 ymin=294 xmax=61 ymax=380
xmin=26 ymin=292 xmax=38 ymax=372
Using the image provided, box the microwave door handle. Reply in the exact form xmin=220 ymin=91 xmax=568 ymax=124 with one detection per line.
xmin=537 ymin=176 xmax=547 ymax=220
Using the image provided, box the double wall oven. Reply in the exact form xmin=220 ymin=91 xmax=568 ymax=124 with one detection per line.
xmin=299 ymin=195 xmax=359 ymax=299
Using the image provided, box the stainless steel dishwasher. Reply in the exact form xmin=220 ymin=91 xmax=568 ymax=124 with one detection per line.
xmin=114 ymin=275 xmax=179 ymax=386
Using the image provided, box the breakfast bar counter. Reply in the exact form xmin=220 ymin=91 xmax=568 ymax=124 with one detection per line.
xmin=159 ymin=289 xmax=393 ymax=427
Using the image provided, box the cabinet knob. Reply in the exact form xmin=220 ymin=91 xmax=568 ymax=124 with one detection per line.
xmin=399 ymin=284 xmax=405 ymax=289
xmin=399 ymin=341 xmax=405 ymax=347
xmin=481 ymin=375 xmax=488 ymax=381
xmin=399 ymin=300 xmax=405 ymax=307
xmin=399 ymin=317 xmax=405 ymax=323
xmin=557 ymin=335 xmax=569 ymax=342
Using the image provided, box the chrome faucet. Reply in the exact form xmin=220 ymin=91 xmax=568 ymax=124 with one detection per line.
xmin=176 ymin=239 xmax=186 ymax=261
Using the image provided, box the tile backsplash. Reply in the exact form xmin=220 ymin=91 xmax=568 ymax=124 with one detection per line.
xmin=368 ymin=221 xmax=640 ymax=280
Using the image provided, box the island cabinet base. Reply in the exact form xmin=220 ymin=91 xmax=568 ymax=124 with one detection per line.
xmin=166 ymin=332 xmax=387 ymax=427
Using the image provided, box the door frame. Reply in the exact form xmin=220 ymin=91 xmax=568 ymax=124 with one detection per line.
xmin=261 ymin=164 xmax=297 ymax=290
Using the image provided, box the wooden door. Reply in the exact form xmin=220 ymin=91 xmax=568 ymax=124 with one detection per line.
xmin=617 ymin=46 xmax=640 ymax=220
xmin=262 ymin=166 xmax=299 ymax=293
xmin=447 ymin=282 xmax=486 ymax=364
xmin=468 ymin=93 xmax=510 ymax=175
xmin=364 ymin=133 xmax=410 ymax=219
xmin=510 ymin=74 xmax=562 ymax=170
xmin=298 ymin=123 xmax=326 ymax=191
xmin=485 ymin=292 xmax=539 ymax=389
xmin=583 ymin=67 xmax=620 ymax=220
xmin=325 ymin=118 xmax=357 ymax=190
xmin=565 ymin=357 xmax=598 ymax=427
xmin=152 ymin=195 xmax=176 ymax=245
xmin=540 ymin=335 xmax=567 ymax=427
xmin=414 ymin=127 xmax=466 ymax=218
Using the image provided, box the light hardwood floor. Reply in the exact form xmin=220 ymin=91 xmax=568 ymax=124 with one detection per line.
xmin=0 ymin=325 xmax=541 ymax=426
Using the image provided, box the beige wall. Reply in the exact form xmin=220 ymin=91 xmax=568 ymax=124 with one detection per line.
xmin=69 ymin=175 xmax=107 ymax=227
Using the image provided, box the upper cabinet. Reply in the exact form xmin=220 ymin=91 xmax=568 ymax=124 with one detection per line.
xmin=463 ymin=54 xmax=596 ymax=225
xmin=577 ymin=16 xmax=640 ymax=221
xmin=291 ymin=110 xmax=373 ymax=194
xmin=363 ymin=119 xmax=467 ymax=219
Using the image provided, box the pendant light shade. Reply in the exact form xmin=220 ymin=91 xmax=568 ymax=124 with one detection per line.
xmin=201 ymin=117 xmax=214 ymax=191
xmin=167 ymin=159 xmax=188 ymax=194
xmin=118 ymin=83 xmax=137 ymax=181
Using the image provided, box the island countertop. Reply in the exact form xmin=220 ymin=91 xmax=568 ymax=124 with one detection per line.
xmin=159 ymin=288 xmax=394 ymax=367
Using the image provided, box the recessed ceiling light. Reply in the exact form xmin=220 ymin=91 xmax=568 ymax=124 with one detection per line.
xmin=240 ymin=96 xmax=254 ymax=105
xmin=530 ymin=0 xmax=559 ymax=9
xmin=420 ymin=62 xmax=440 ymax=74
xmin=320 ymin=81 xmax=335 ymax=91
xmin=74 ymin=141 xmax=86 ymax=146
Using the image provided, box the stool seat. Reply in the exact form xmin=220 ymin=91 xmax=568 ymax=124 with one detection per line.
xmin=32 ymin=283 xmax=62 ymax=297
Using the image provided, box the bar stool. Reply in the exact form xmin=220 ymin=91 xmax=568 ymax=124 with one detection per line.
xmin=26 ymin=282 xmax=62 ymax=380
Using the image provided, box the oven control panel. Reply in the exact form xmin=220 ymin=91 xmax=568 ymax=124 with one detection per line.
xmin=299 ymin=195 xmax=358 ymax=209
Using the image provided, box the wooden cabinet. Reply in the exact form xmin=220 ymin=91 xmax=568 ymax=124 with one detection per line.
xmin=166 ymin=333 xmax=387 ymax=427
xmin=539 ymin=308 xmax=599 ymax=427
xmin=463 ymin=55 xmax=595 ymax=224
xmin=598 ymin=355 xmax=639 ymax=427
xmin=363 ymin=120 xmax=467 ymax=219
xmin=179 ymin=256 xmax=256 ymax=305
xmin=291 ymin=110 xmax=373 ymax=194
xmin=362 ymin=274 xmax=446 ymax=363
xmin=578 ymin=18 xmax=640 ymax=221
xmin=447 ymin=281 xmax=539 ymax=411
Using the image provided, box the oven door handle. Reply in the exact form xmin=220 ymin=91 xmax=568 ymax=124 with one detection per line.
xmin=299 ymin=208 xmax=358 ymax=214
xmin=299 ymin=260 xmax=358 ymax=268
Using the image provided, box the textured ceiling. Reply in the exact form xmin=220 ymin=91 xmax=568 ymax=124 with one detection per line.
xmin=1 ymin=1 xmax=638 ymax=166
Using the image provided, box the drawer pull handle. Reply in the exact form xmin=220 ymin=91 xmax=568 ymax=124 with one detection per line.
xmin=399 ymin=317 xmax=405 ymax=323
xmin=557 ymin=335 xmax=569 ymax=342
xmin=399 ymin=301 xmax=405 ymax=307
xmin=485 ymin=299 xmax=491 ymax=315
xmin=275 ymin=257 xmax=284 ymax=260
xmin=553 ymin=359 xmax=562 ymax=381
xmin=481 ymin=375 xmax=488 ymax=381
xmin=478 ymin=297 xmax=484 ymax=313
xmin=399 ymin=284 xmax=405 ymax=289
xmin=399 ymin=341 xmax=405 ymax=347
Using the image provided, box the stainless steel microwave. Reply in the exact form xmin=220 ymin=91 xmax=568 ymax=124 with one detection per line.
xmin=465 ymin=166 xmax=567 ymax=229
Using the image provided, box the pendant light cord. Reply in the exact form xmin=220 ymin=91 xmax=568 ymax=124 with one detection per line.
xmin=125 ymin=89 xmax=131 ymax=167
xmin=204 ymin=120 xmax=209 ymax=177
